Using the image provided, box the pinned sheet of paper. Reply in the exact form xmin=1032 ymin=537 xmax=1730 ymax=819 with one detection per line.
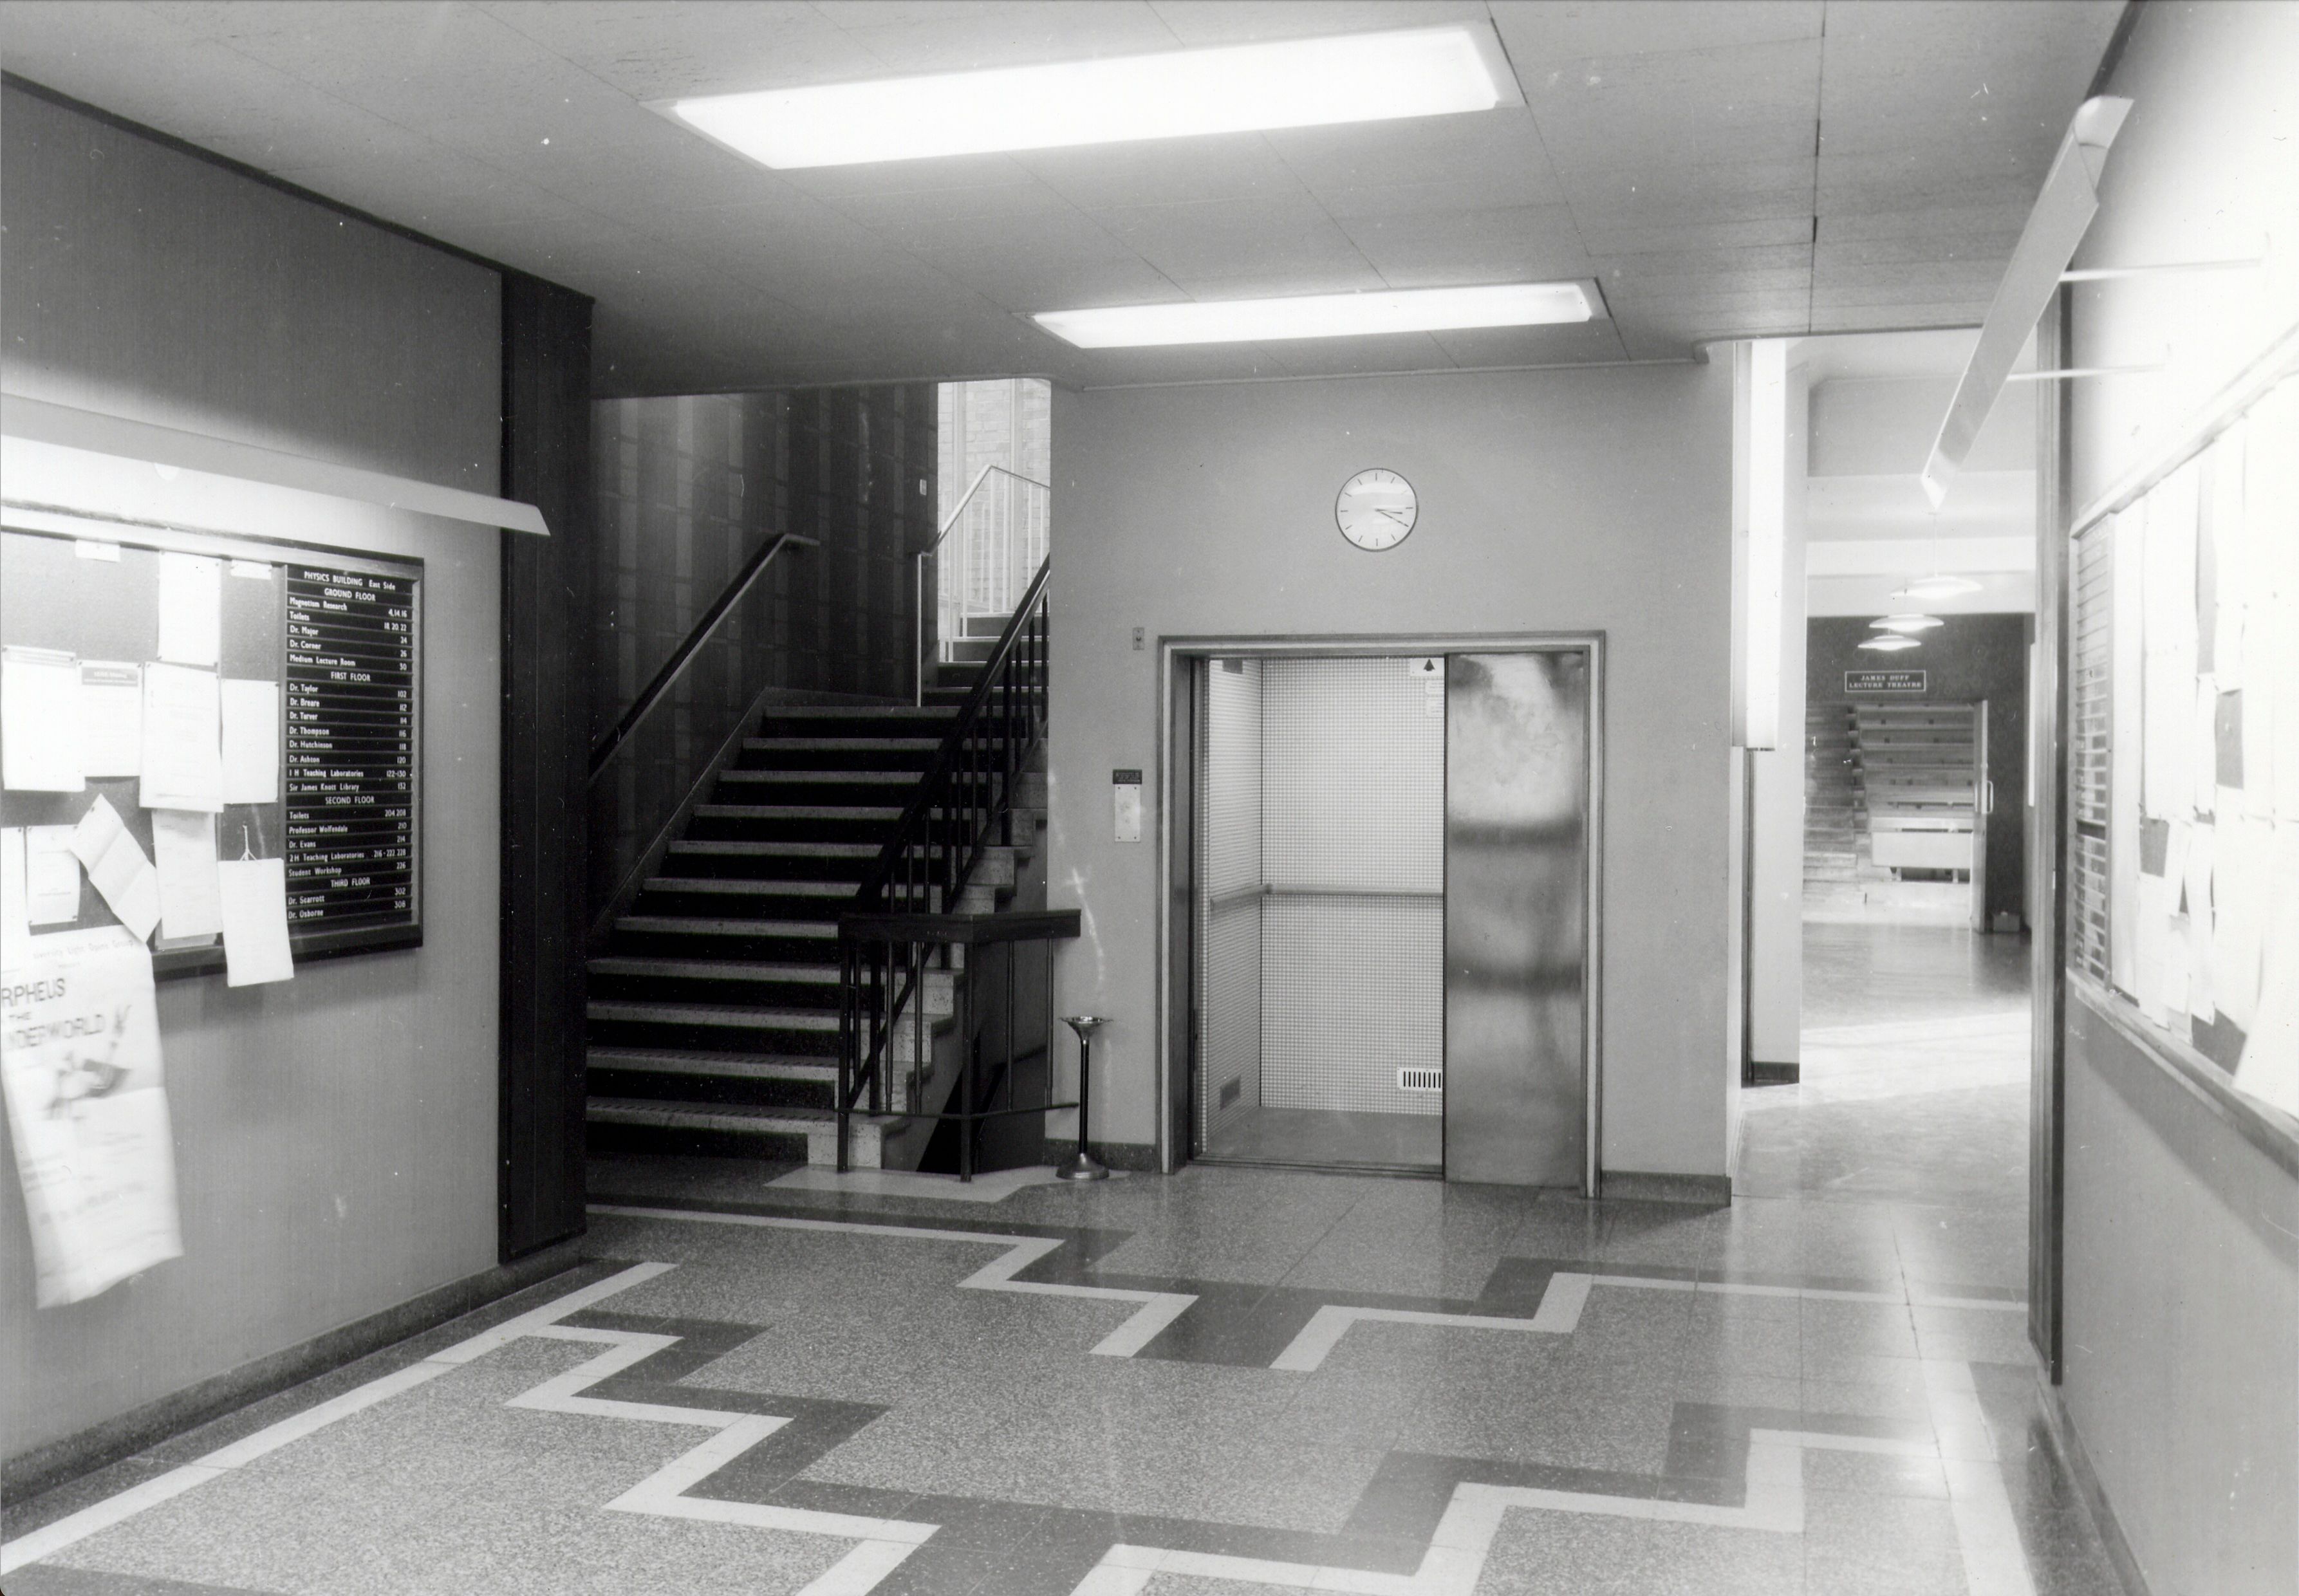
xmin=68 ymin=795 xmax=160 ymax=942
xmin=2 ymin=645 xmax=86 ymax=792
xmin=219 ymin=680 xmax=281 ymax=805
xmin=1 ymin=829 xmax=26 ymax=953
xmin=140 ymin=662 xmax=224 ymax=813
xmin=157 ymin=552 xmax=222 ymax=667
xmin=218 ymin=857 xmax=293 ymax=986
xmin=2184 ymin=824 xmax=2217 ymax=1022
xmin=79 ymin=660 xmax=144 ymax=779
xmin=151 ymin=810 xmax=223 ymax=941
xmin=2232 ymin=827 xmax=2299 ymax=1118
xmin=26 ymin=824 xmax=81 ymax=925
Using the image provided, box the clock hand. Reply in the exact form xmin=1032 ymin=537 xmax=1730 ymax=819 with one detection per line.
xmin=1376 ymin=507 xmax=1410 ymax=524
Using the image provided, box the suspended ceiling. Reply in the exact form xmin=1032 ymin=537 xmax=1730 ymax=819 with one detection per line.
xmin=0 ymin=1 xmax=2125 ymax=395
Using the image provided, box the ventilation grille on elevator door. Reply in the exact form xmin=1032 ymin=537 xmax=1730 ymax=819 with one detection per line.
xmin=1397 ymin=1068 xmax=1444 ymax=1093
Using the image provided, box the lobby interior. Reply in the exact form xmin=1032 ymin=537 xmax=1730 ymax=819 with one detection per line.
xmin=2 ymin=5 xmax=2296 ymax=1595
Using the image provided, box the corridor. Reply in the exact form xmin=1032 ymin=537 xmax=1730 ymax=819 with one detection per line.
xmin=4 ymin=924 xmax=2119 ymax=1596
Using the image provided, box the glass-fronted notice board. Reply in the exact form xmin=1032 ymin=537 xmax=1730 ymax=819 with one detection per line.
xmin=0 ymin=523 xmax=423 ymax=977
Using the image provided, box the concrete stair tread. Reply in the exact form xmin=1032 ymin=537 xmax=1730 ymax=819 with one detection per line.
xmin=588 ymin=1048 xmax=837 ymax=1081
xmin=743 ymin=736 xmax=942 ymax=750
xmin=695 ymin=804 xmax=906 ymax=820
xmin=588 ymin=1097 xmax=838 ymax=1128
xmin=756 ymin=705 xmax=956 ymax=719
xmin=718 ymin=770 xmax=918 ymax=785
xmin=670 ymin=840 xmax=881 ymax=858
xmin=588 ymin=999 xmax=840 ymax=1031
xmin=613 ymin=916 xmax=837 ymax=938
xmin=644 ymin=877 xmax=863 ymax=896
xmin=588 ymin=958 xmax=839 ymax=982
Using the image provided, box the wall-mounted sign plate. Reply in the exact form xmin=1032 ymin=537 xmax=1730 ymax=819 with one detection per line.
xmin=1845 ymin=669 xmax=1928 ymax=694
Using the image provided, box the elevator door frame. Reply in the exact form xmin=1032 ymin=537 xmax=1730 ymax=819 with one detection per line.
xmin=1156 ymin=633 xmax=1606 ymax=1196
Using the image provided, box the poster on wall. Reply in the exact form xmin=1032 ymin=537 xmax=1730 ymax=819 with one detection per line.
xmin=0 ymin=924 xmax=183 ymax=1305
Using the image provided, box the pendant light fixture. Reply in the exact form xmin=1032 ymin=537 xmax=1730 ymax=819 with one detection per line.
xmin=1857 ymin=633 xmax=1922 ymax=652
xmin=1870 ymin=613 xmax=1946 ymax=634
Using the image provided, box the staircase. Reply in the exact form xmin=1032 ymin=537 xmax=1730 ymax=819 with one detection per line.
xmin=585 ymin=613 xmax=1045 ymax=1169
xmin=1803 ymin=703 xmax=1864 ymax=896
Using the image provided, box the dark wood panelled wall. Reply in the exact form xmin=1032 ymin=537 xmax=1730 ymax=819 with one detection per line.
xmin=499 ymin=275 xmax=595 ymax=1260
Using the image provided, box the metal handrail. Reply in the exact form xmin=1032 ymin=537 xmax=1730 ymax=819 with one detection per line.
xmin=844 ymin=557 xmax=1050 ymax=1134
xmin=936 ymin=463 xmax=1047 ymax=545
xmin=587 ymin=530 xmax=817 ymax=782
xmin=915 ymin=465 xmax=1049 ymax=703
xmin=835 ymin=909 xmax=1081 ymax=1180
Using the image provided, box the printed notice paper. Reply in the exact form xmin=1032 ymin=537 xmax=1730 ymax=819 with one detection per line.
xmin=1 ymin=830 xmax=26 ymax=954
xmin=152 ymin=810 xmax=223 ymax=942
xmin=68 ymin=795 xmax=160 ymax=942
xmin=1 ymin=645 xmax=86 ymax=792
xmin=0 ymin=925 xmax=184 ymax=1305
xmin=218 ymin=857 xmax=293 ymax=986
xmin=2232 ymin=830 xmax=2299 ymax=1118
xmin=140 ymin=663 xmax=224 ymax=813
xmin=220 ymin=680 xmax=281 ymax=805
xmin=80 ymin=661 xmax=144 ymax=779
xmin=26 ymin=825 xmax=82 ymax=926
xmin=156 ymin=552 xmax=221 ymax=667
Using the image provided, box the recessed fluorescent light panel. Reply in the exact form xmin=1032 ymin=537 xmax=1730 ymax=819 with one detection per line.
xmin=667 ymin=25 xmax=1520 ymax=169
xmin=1033 ymin=282 xmax=1596 ymax=349
xmin=1894 ymin=575 xmax=1984 ymax=601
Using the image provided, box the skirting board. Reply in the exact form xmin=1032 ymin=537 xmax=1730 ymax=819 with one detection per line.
xmin=2029 ymin=1360 xmax=2151 ymax=1596
xmin=1748 ymin=1060 xmax=1801 ymax=1086
xmin=2 ymin=1236 xmax=586 ymax=1506
xmin=1600 ymin=1170 xmax=1735 ymax=1206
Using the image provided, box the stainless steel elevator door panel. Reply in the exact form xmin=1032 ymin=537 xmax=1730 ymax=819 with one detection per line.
xmin=1444 ymin=652 xmax=1590 ymax=1187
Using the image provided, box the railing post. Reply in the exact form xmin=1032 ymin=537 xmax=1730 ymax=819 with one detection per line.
xmin=958 ymin=966 xmax=976 ymax=1183
xmin=836 ymin=934 xmax=852 ymax=1173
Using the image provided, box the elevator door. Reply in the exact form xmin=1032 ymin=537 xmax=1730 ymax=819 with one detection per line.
xmin=1444 ymin=652 xmax=1590 ymax=1187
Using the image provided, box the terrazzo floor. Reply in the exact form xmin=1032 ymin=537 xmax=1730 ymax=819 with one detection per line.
xmin=2 ymin=923 xmax=2126 ymax=1595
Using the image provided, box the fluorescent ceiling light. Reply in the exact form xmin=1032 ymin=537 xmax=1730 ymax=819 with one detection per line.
xmin=1858 ymin=634 xmax=1922 ymax=653
xmin=668 ymin=24 xmax=1518 ymax=170
xmin=1033 ymin=282 xmax=1595 ymax=349
xmin=1870 ymin=613 xmax=1946 ymax=634
xmin=1894 ymin=575 xmax=1984 ymax=601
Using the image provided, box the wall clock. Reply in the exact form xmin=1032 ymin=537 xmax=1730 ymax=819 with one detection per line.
xmin=1336 ymin=469 xmax=1417 ymax=551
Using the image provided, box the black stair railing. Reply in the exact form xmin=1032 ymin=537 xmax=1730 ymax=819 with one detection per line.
xmin=836 ymin=909 xmax=1079 ymax=1178
xmin=839 ymin=556 xmax=1050 ymax=1151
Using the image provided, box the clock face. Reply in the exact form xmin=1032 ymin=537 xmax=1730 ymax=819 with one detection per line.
xmin=1336 ymin=469 xmax=1417 ymax=551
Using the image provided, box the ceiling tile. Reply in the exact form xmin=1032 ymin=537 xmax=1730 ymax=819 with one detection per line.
xmin=1071 ymin=343 xmax=1297 ymax=387
xmin=1153 ymin=263 xmax=1392 ymax=301
xmin=1577 ymin=216 xmax=1815 ymax=254
xmin=924 ymin=250 xmax=1184 ymax=314
xmin=1013 ymin=136 xmax=1307 ymax=210
xmin=1148 ymin=2 xmax=1489 ymax=47
xmin=827 ymin=2 xmax=1182 ymax=73
xmin=1262 ymin=111 xmax=1561 ymax=200
xmin=1428 ymin=320 xmax=1632 ymax=367
xmin=1088 ymin=192 xmax=1370 ymax=281
xmin=2 ymin=0 xmax=2123 ymax=390
xmin=1813 ymin=234 xmax=2020 ymax=273
xmin=1340 ymin=203 xmax=1590 ymax=286
xmin=478 ymin=0 xmax=890 ymax=97
xmin=1316 ymin=168 xmax=1565 ymax=223
xmin=1491 ymin=0 xmax=1823 ymax=66
xmin=1818 ymin=203 xmax=2033 ymax=243
xmin=1261 ymin=331 xmax=1458 ymax=378
xmin=1815 ymin=153 xmax=2043 ymax=216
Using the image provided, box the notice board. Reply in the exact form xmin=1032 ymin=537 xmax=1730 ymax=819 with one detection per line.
xmin=0 ymin=523 xmax=423 ymax=977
